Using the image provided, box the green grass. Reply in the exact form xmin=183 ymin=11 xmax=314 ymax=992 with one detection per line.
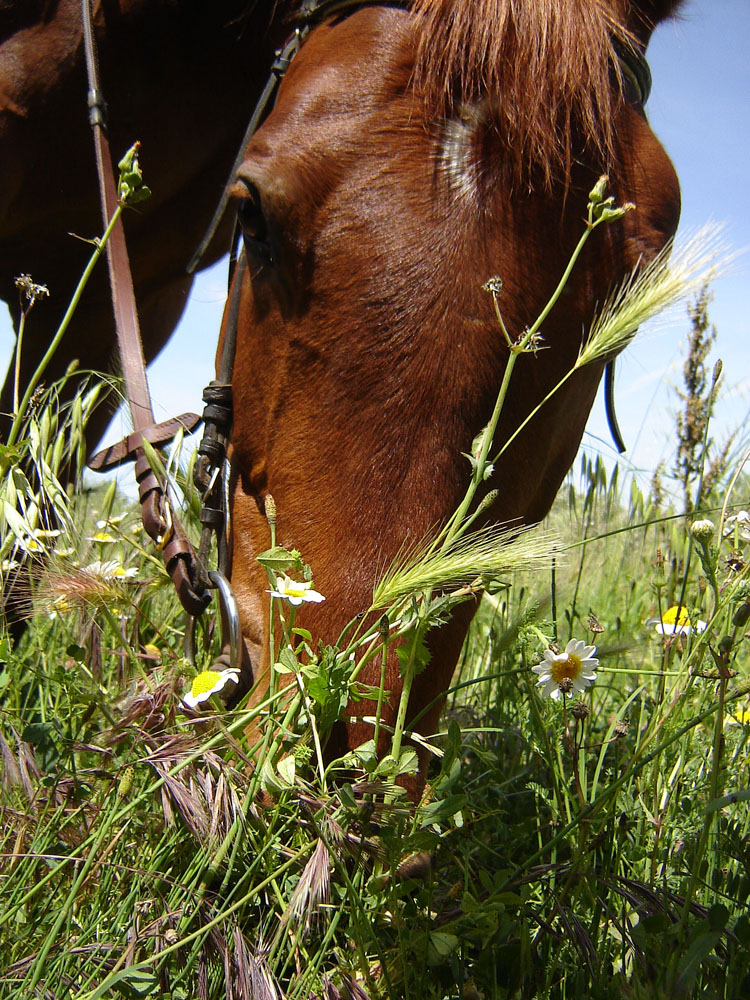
xmin=1 ymin=445 xmax=749 ymax=999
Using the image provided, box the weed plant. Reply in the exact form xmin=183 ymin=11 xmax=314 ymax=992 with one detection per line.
xmin=1 ymin=176 xmax=748 ymax=999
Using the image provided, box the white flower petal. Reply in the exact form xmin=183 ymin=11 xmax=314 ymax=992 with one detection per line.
xmin=183 ymin=668 xmax=241 ymax=710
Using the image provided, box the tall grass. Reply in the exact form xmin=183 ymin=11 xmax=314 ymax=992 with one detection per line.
xmin=1 ymin=179 xmax=748 ymax=999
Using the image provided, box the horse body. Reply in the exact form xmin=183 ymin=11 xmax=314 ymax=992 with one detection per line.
xmin=224 ymin=0 xmax=682 ymax=762
xmin=0 ymin=0 xmax=290 ymax=444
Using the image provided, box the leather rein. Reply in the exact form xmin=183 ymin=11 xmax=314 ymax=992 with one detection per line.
xmin=82 ymin=0 xmax=652 ymax=657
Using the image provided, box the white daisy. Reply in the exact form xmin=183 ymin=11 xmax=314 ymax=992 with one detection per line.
xmin=268 ymin=574 xmax=325 ymax=606
xmin=16 ymin=529 xmax=61 ymax=555
xmin=725 ymin=707 xmax=750 ymax=728
xmin=723 ymin=511 xmax=750 ymax=545
xmin=82 ymin=560 xmax=138 ymax=581
xmin=532 ymin=639 xmax=599 ymax=700
xmin=182 ymin=668 xmax=241 ymax=710
xmin=88 ymin=530 xmax=118 ymax=544
xmin=646 ymin=605 xmax=707 ymax=635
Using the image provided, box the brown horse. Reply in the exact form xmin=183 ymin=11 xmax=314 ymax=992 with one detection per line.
xmin=0 ymin=0 xmax=291 ymax=447
xmin=221 ymin=0 xmax=683 ymax=770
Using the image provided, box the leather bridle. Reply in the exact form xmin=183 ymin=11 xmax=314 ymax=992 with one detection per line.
xmin=82 ymin=0 xmax=652 ymax=662
xmin=82 ymin=0 xmax=210 ymax=619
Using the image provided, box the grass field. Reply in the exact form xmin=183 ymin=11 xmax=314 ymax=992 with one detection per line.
xmin=2 ymin=403 xmax=749 ymax=998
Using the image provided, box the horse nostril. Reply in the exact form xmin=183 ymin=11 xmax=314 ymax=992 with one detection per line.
xmin=237 ymin=182 xmax=268 ymax=246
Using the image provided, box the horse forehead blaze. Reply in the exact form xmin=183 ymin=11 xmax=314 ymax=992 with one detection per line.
xmin=223 ymin=0 xmax=682 ymax=775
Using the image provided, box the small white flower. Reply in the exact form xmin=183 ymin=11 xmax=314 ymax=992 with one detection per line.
xmin=268 ymin=574 xmax=325 ymax=606
xmin=725 ymin=707 xmax=750 ymax=728
xmin=646 ymin=605 xmax=707 ymax=635
xmin=88 ymin=531 xmax=117 ymax=544
xmin=182 ymin=668 xmax=241 ymax=710
xmin=532 ymin=638 xmax=599 ymax=700
xmin=16 ymin=529 xmax=61 ymax=555
xmin=48 ymin=595 xmax=71 ymax=620
xmin=96 ymin=514 xmax=126 ymax=529
xmin=723 ymin=511 xmax=750 ymax=545
xmin=82 ymin=560 xmax=138 ymax=581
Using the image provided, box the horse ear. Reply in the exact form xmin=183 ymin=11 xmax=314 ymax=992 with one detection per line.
xmin=629 ymin=0 xmax=686 ymax=41
xmin=635 ymin=0 xmax=685 ymax=19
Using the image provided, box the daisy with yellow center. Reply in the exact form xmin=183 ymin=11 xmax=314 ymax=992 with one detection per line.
xmin=723 ymin=510 xmax=750 ymax=545
xmin=268 ymin=574 xmax=325 ymax=606
xmin=82 ymin=560 xmax=138 ymax=581
xmin=88 ymin=531 xmax=117 ymax=544
xmin=646 ymin=605 xmax=707 ymax=635
xmin=16 ymin=529 xmax=61 ymax=555
xmin=725 ymin=706 xmax=750 ymax=728
xmin=182 ymin=668 xmax=241 ymax=710
xmin=532 ymin=639 xmax=599 ymax=700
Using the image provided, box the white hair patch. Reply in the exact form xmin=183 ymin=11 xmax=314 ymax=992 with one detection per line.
xmin=438 ymin=103 xmax=485 ymax=199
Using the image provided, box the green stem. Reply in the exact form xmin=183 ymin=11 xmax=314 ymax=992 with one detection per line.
xmin=389 ymin=626 xmax=423 ymax=776
xmin=680 ymin=666 xmax=728 ymax=927
xmin=373 ymin=618 xmax=389 ymax=754
xmin=439 ymin=222 xmax=601 ymax=551
xmin=8 ymin=207 xmax=123 ymax=448
xmin=12 ymin=306 xmax=30 ymax=416
xmin=441 ymin=348 xmax=520 ymax=547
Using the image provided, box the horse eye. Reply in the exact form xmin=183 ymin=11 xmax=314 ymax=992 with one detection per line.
xmin=237 ymin=183 xmax=268 ymax=247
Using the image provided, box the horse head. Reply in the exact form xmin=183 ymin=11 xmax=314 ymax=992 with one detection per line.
xmin=220 ymin=0 xmax=683 ymax=773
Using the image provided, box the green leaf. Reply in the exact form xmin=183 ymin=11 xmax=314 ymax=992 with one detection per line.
xmin=274 ymin=646 xmax=298 ymax=675
xmin=256 ymin=546 xmax=302 ymax=572
xmin=86 ymin=965 xmax=159 ymax=999
xmin=427 ymin=931 xmax=459 ymax=965
xmin=707 ymin=903 xmax=729 ymax=932
xmin=676 ymin=926 xmax=722 ymax=992
xmin=276 ymin=755 xmax=296 ymax=786
xmin=396 ymin=630 xmax=431 ymax=679
xmin=733 ymin=914 xmax=750 ymax=947
xmin=396 ymin=750 xmax=419 ymax=776
xmin=22 ymin=721 xmax=57 ymax=747
xmin=338 ymin=783 xmax=358 ymax=809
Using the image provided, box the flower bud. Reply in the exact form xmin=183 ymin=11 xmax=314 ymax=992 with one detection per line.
xmin=588 ymin=175 xmax=609 ymax=205
xmin=718 ymin=635 xmax=734 ymax=657
xmin=587 ymin=613 xmax=605 ymax=634
xmin=690 ymin=519 xmax=715 ymax=542
xmin=479 ymin=489 xmax=499 ymax=512
xmin=482 ymin=276 xmax=503 ymax=295
xmin=557 ymin=677 xmax=574 ymax=695
xmin=595 ymin=203 xmax=634 ymax=224
xmin=265 ymin=493 xmax=277 ymax=525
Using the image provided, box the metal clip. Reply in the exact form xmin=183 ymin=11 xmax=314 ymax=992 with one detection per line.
xmin=185 ymin=569 xmax=241 ymax=674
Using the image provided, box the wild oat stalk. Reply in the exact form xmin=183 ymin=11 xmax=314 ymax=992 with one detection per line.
xmin=578 ymin=224 xmax=732 ymax=367
xmin=372 ymin=523 xmax=555 ymax=609
xmin=492 ymin=224 xmax=733 ymax=466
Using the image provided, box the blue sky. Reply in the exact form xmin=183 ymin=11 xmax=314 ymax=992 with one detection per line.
xmin=2 ymin=0 xmax=747 ymax=500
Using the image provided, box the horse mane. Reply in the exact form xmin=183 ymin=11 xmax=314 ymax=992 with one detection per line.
xmin=412 ymin=0 xmax=639 ymax=189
